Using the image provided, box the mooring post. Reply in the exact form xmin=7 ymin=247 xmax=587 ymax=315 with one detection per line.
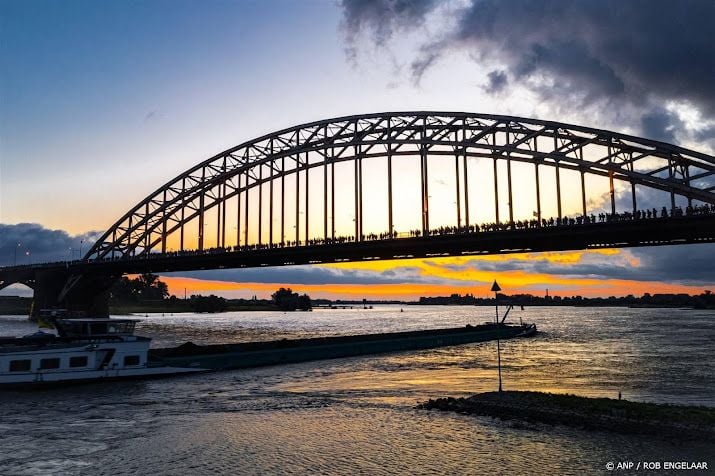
xmin=491 ymin=279 xmax=503 ymax=393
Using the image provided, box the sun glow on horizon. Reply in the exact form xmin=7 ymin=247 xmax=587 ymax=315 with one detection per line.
xmin=158 ymin=274 xmax=710 ymax=301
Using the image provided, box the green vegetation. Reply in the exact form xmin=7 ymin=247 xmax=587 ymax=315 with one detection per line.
xmin=188 ymin=294 xmax=227 ymax=313
xmin=110 ymin=273 xmax=169 ymax=304
xmin=419 ymin=391 xmax=715 ymax=440
xmin=271 ymin=287 xmax=312 ymax=311
xmin=107 ymin=276 xmax=311 ymax=314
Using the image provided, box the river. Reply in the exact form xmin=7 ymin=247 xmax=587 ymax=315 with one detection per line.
xmin=0 ymin=306 xmax=713 ymax=475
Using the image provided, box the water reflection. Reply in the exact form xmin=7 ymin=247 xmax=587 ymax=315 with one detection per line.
xmin=0 ymin=306 xmax=713 ymax=475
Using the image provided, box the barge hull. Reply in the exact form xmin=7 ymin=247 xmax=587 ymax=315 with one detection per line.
xmin=150 ymin=324 xmax=536 ymax=370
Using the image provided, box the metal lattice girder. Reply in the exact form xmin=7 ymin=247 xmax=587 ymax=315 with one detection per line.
xmin=86 ymin=112 xmax=715 ymax=260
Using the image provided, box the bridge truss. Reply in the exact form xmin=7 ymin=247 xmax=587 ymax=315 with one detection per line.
xmin=86 ymin=112 xmax=715 ymax=260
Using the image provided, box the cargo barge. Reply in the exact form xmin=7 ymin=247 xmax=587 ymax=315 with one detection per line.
xmin=149 ymin=322 xmax=537 ymax=370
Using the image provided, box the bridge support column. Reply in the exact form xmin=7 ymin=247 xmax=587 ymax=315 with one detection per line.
xmin=305 ymin=152 xmax=310 ymax=242
xmin=420 ymin=121 xmax=430 ymax=235
xmin=258 ymin=163 xmax=263 ymax=245
xmin=581 ymin=171 xmax=587 ymax=217
xmin=245 ymin=169 xmax=250 ymax=246
xmin=31 ymin=269 xmax=115 ymax=320
xmin=198 ymin=192 xmax=205 ymax=251
xmin=506 ymin=129 xmax=513 ymax=227
xmin=609 ymin=171 xmax=616 ymax=216
xmin=281 ymin=157 xmax=286 ymax=244
xmin=535 ymin=163 xmax=541 ymax=223
xmin=388 ymin=146 xmax=393 ymax=236
xmin=556 ymin=161 xmax=562 ymax=219
xmin=493 ymin=158 xmax=499 ymax=223
xmin=463 ymin=148 xmax=470 ymax=228
xmin=323 ymin=156 xmax=328 ymax=241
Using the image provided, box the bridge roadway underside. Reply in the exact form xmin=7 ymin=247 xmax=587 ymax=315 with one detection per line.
xmin=3 ymin=215 xmax=714 ymax=318
xmin=98 ymin=215 xmax=715 ymax=274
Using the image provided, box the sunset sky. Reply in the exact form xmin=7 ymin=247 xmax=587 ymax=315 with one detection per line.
xmin=1 ymin=0 xmax=714 ymax=299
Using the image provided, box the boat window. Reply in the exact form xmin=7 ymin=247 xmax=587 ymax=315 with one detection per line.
xmin=59 ymin=321 xmax=84 ymax=337
xmin=89 ymin=322 xmax=108 ymax=335
xmin=40 ymin=358 xmax=61 ymax=370
xmin=9 ymin=360 xmax=32 ymax=372
xmin=124 ymin=355 xmax=140 ymax=366
xmin=69 ymin=356 xmax=88 ymax=368
xmin=108 ymin=322 xmax=136 ymax=334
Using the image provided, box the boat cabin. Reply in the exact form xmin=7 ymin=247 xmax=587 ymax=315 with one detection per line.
xmin=57 ymin=318 xmax=139 ymax=339
xmin=1 ymin=315 xmax=205 ymax=387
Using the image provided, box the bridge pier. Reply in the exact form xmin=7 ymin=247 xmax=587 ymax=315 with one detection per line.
xmin=30 ymin=269 xmax=115 ymax=320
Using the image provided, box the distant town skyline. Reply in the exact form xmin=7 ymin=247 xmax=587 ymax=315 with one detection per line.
xmin=2 ymin=0 xmax=714 ymax=299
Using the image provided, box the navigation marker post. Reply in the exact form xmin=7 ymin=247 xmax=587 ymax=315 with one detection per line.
xmin=491 ymin=279 xmax=503 ymax=392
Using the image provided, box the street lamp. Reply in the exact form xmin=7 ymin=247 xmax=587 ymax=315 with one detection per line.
xmin=14 ymin=242 xmax=21 ymax=265
xmin=25 ymin=250 xmax=31 ymax=265
xmin=491 ymin=279 xmax=503 ymax=393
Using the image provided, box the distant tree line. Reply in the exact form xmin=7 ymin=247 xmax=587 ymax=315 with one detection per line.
xmin=417 ymin=291 xmax=715 ymax=309
xmin=188 ymin=294 xmax=227 ymax=313
xmin=109 ymin=275 xmax=313 ymax=313
xmin=110 ymin=273 xmax=168 ymax=304
xmin=272 ymin=287 xmax=312 ymax=311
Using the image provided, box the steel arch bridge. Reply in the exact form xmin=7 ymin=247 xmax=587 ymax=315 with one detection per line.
xmin=2 ymin=111 xmax=715 ymax=318
xmin=87 ymin=111 xmax=715 ymax=261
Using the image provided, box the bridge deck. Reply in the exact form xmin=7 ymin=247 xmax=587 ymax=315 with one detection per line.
xmin=2 ymin=214 xmax=714 ymax=284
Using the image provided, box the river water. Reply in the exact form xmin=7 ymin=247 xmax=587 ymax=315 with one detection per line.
xmin=0 ymin=306 xmax=713 ymax=475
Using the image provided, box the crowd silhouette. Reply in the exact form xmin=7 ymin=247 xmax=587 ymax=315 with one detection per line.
xmin=98 ymin=202 xmax=715 ymax=262
xmin=12 ymin=203 xmax=715 ymax=267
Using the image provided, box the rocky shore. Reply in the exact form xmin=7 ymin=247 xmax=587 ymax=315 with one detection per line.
xmin=418 ymin=391 xmax=715 ymax=440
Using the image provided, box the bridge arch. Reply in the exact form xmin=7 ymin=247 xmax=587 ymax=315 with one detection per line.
xmin=86 ymin=112 xmax=715 ymax=260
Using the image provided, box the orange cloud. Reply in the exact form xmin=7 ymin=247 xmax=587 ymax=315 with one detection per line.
xmin=159 ymin=275 xmax=709 ymax=301
xmin=147 ymin=247 xmax=712 ymax=301
xmin=323 ymin=249 xmax=620 ymax=273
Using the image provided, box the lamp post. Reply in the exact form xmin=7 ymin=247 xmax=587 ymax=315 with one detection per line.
xmin=491 ymin=279 xmax=503 ymax=393
xmin=14 ymin=242 xmax=21 ymax=265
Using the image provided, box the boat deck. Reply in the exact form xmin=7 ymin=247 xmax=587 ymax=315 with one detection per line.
xmin=150 ymin=323 xmax=537 ymax=370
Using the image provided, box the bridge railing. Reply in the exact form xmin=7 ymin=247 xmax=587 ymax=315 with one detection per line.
xmin=3 ymin=203 xmax=713 ymax=271
xmin=76 ymin=202 xmax=715 ymax=263
xmin=2 ymin=203 xmax=714 ymax=272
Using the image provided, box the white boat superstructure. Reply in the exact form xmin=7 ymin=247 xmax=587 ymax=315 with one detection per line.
xmin=0 ymin=315 xmax=205 ymax=388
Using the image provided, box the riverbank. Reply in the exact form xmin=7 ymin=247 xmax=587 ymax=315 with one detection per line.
xmin=111 ymin=303 xmax=280 ymax=315
xmin=0 ymin=297 xmax=281 ymax=316
xmin=418 ymin=391 xmax=715 ymax=440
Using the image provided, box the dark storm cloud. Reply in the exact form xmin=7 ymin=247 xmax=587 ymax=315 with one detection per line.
xmin=443 ymin=244 xmax=715 ymax=286
xmin=524 ymin=249 xmax=715 ymax=285
xmin=0 ymin=223 xmax=101 ymax=266
xmin=695 ymin=126 xmax=715 ymax=142
xmin=640 ymin=107 xmax=684 ymax=143
xmin=340 ymin=0 xmax=439 ymax=61
xmin=341 ymin=0 xmax=715 ymax=139
xmin=483 ymin=69 xmax=508 ymax=94
xmin=628 ymin=245 xmax=715 ymax=284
